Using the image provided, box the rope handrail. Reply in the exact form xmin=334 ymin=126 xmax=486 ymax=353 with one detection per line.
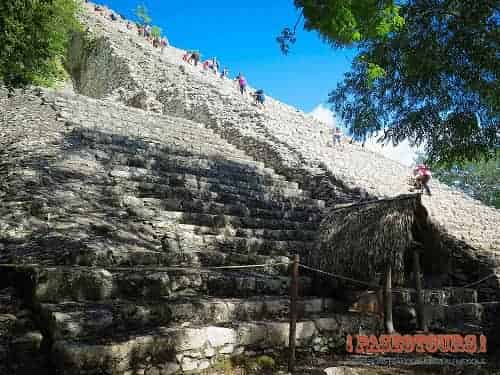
xmin=298 ymin=263 xmax=379 ymax=289
xmin=299 ymin=263 xmax=499 ymax=291
xmin=0 ymin=262 xmax=291 ymax=272
xmin=463 ymin=273 xmax=497 ymax=289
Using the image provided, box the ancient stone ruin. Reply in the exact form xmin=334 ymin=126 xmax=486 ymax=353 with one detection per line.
xmin=1 ymin=2 xmax=499 ymax=374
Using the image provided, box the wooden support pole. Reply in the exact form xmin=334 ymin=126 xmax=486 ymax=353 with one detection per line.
xmin=413 ymin=249 xmax=428 ymax=332
xmin=383 ymin=263 xmax=395 ymax=334
xmin=288 ymin=254 xmax=299 ymax=373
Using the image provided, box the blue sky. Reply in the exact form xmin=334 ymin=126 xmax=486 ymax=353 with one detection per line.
xmin=98 ymin=0 xmax=357 ymax=112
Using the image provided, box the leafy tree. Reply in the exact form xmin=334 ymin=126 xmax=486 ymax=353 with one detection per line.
xmin=135 ymin=4 xmax=152 ymax=26
xmin=295 ymin=0 xmax=404 ymax=46
xmin=287 ymin=0 xmax=499 ymax=164
xmin=431 ymin=154 xmax=500 ymax=208
xmin=0 ymin=0 xmax=81 ymax=87
xmin=151 ymin=26 xmax=162 ymax=39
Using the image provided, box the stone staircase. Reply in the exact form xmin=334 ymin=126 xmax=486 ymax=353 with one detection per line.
xmin=0 ymin=88 xmax=367 ymax=374
xmin=1 ymin=86 xmax=497 ymax=374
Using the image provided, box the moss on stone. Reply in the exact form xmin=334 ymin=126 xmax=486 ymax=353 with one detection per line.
xmin=232 ymin=354 xmax=277 ymax=374
xmin=210 ymin=357 xmax=234 ymax=374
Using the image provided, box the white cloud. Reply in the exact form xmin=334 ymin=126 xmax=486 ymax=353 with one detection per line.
xmin=308 ymin=104 xmax=423 ymax=166
xmin=310 ymin=104 xmax=338 ymax=128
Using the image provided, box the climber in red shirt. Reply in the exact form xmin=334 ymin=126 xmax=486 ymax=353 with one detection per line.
xmin=413 ymin=164 xmax=432 ymax=196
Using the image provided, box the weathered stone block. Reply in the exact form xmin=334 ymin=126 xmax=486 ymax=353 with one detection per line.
xmin=264 ymin=322 xmax=289 ymax=347
xmin=296 ymin=321 xmax=317 ymax=342
xmin=173 ymin=328 xmax=206 ymax=351
xmin=158 ymin=362 xmax=180 ymax=375
xmin=237 ymin=323 xmax=267 ymax=346
xmin=181 ymin=356 xmax=198 ymax=372
xmin=206 ymin=326 xmax=236 ymax=348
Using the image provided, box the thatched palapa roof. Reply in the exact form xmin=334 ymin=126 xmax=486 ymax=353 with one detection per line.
xmin=315 ymin=194 xmax=422 ymax=287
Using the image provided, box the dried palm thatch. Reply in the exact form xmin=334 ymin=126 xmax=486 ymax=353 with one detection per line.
xmin=315 ymin=194 xmax=421 ymax=287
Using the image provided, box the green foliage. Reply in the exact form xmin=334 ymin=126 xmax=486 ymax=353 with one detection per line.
xmin=295 ymin=0 xmax=404 ymax=47
xmin=251 ymin=355 xmax=276 ymax=370
xmin=366 ymin=62 xmax=386 ymax=86
xmin=135 ymin=4 xmax=151 ymax=26
xmin=231 ymin=354 xmax=277 ymax=374
xmin=210 ymin=358 xmax=234 ymax=374
xmin=0 ymin=0 xmax=81 ymax=87
xmin=329 ymin=0 xmax=499 ymax=164
xmin=151 ymin=25 xmax=162 ymax=39
xmin=414 ymin=150 xmax=499 ymax=208
xmin=431 ymin=154 xmax=500 ymax=209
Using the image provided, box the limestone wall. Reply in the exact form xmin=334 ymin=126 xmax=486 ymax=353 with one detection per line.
xmin=51 ymin=315 xmax=381 ymax=374
xmin=66 ymin=32 xmax=137 ymax=98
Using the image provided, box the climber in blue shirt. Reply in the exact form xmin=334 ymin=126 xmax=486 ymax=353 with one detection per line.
xmin=253 ymin=89 xmax=265 ymax=107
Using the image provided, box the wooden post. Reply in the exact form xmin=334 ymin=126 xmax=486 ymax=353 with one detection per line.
xmin=288 ymin=254 xmax=299 ymax=373
xmin=413 ymin=249 xmax=428 ymax=331
xmin=383 ymin=263 xmax=395 ymax=334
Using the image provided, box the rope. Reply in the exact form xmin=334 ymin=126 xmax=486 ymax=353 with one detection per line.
xmin=463 ymin=273 xmax=498 ymax=288
xmin=0 ymin=262 xmax=291 ymax=272
xmin=298 ymin=263 xmax=379 ymax=289
xmin=299 ymin=263 xmax=499 ymax=291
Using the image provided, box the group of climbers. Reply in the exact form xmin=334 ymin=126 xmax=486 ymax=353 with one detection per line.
xmin=235 ymin=74 xmax=264 ymax=106
xmin=136 ymin=24 xmax=169 ymax=52
xmin=93 ymin=3 xmax=169 ymax=53
xmin=202 ymin=57 xmax=222 ymax=75
xmin=91 ymin=3 xmax=265 ymax=108
xmin=183 ymin=51 xmax=201 ymax=66
xmin=182 ymin=55 xmax=266 ymax=108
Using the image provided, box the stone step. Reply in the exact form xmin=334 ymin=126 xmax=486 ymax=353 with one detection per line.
xmin=171 ymin=224 xmax=318 ymax=242
xmin=160 ymin=231 xmax=316 ymax=257
xmin=425 ymin=301 xmax=500 ymax=333
xmin=50 ymin=313 xmax=381 ymax=374
xmin=391 ymin=287 xmax=478 ymax=305
xmin=50 ymin=95 xmax=217 ymax=137
xmin=70 ymin=248 xmax=292 ymax=277
xmin=109 ymin=165 xmax=302 ymax=193
xmin=129 ymin=196 xmax=321 ymax=223
xmin=85 ymin=133 xmax=271 ymax=174
xmin=157 ymin=153 xmax=280 ymax=180
xmin=151 ymin=210 xmax=320 ymax=231
xmin=40 ymin=296 xmax=337 ymax=340
xmin=143 ymin=146 xmax=274 ymax=176
xmin=154 ymin=158 xmax=297 ymax=190
xmin=74 ymin=119 xmax=228 ymax=145
xmin=129 ymin=171 xmax=319 ymax=203
xmin=21 ymin=267 xmax=314 ymax=304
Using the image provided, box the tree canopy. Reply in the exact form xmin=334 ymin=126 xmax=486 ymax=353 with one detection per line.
xmin=290 ymin=0 xmax=499 ymax=164
xmin=436 ymin=157 xmax=500 ymax=209
xmin=296 ymin=0 xmax=404 ymax=46
xmin=151 ymin=26 xmax=162 ymax=39
xmin=0 ymin=0 xmax=81 ymax=87
xmin=135 ymin=4 xmax=152 ymax=26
